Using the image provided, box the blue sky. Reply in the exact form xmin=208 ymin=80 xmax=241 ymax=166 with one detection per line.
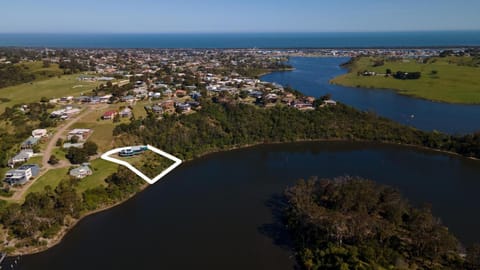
xmin=1 ymin=0 xmax=479 ymax=33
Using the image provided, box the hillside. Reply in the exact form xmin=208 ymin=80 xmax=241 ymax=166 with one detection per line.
xmin=331 ymin=56 xmax=480 ymax=104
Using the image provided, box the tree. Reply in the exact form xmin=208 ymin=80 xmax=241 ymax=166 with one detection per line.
xmin=66 ymin=147 xmax=89 ymax=164
xmin=70 ymin=135 xmax=79 ymax=143
xmin=48 ymin=155 xmax=59 ymax=165
xmin=113 ymin=114 xmax=120 ymax=123
xmin=320 ymin=93 xmax=332 ymax=101
xmin=467 ymin=244 xmax=480 ymax=269
xmin=56 ymin=138 xmax=63 ymax=147
xmin=83 ymin=141 xmax=98 ymax=156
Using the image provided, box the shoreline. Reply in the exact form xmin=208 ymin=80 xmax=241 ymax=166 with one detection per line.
xmin=8 ymin=183 xmax=149 ymax=256
xmin=256 ymin=67 xmax=295 ymax=78
xmin=8 ymin=136 xmax=479 ymax=256
xmin=5 ymin=58 xmax=480 ymax=257
xmin=330 ymin=58 xmax=480 ymax=106
xmin=330 ymin=78 xmax=480 ymax=106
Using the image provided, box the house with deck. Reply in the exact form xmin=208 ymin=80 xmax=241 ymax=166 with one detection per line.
xmin=4 ymin=164 xmax=40 ymax=185
xmin=69 ymin=164 xmax=93 ymax=179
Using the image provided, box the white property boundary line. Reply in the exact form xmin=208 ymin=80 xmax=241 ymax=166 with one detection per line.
xmin=101 ymin=145 xmax=182 ymax=185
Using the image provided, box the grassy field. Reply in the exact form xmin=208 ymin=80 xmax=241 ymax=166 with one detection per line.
xmin=75 ymin=158 xmax=118 ymax=193
xmin=23 ymin=158 xmax=118 ymax=198
xmin=0 ymin=74 xmax=101 ymax=113
xmin=23 ymin=167 xmax=69 ymax=198
xmin=18 ymin=61 xmax=64 ymax=79
xmin=331 ymin=56 xmax=480 ymax=104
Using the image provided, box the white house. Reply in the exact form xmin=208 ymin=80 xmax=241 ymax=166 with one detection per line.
xmin=32 ymin=129 xmax=48 ymax=138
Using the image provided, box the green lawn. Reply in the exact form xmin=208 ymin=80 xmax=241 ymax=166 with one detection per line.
xmin=71 ymin=122 xmax=116 ymax=152
xmin=24 ymin=167 xmax=69 ymax=198
xmin=0 ymin=74 xmax=101 ymax=113
xmin=331 ymin=56 xmax=480 ymax=104
xmin=23 ymin=159 xmax=118 ymax=197
xmin=52 ymin=147 xmax=68 ymax=161
xmin=28 ymin=156 xmax=43 ymax=167
xmin=76 ymin=158 xmax=118 ymax=193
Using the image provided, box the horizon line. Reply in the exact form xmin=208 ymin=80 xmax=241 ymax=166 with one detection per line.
xmin=1 ymin=29 xmax=480 ymax=35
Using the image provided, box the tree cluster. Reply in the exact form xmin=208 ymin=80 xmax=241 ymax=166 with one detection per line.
xmin=114 ymin=101 xmax=480 ymax=161
xmin=393 ymin=71 xmax=422 ymax=80
xmin=65 ymin=141 xmax=98 ymax=164
xmin=0 ymin=167 xmax=144 ymax=247
xmin=284 ymin=176 xmax=479 ymax=269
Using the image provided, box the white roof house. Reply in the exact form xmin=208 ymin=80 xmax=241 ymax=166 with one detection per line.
xmin=32 ymin=129 xmax=48 ymax=138
xmin=69 ymin=165 xmax=93 ymax=179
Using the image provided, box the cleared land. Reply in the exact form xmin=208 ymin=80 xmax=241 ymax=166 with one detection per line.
xmin=75 ymin=159 xmax=118 ymax=193
xmin=331 ymin=56 xmax=480 ymax=104
xmin=0 ymin=73 xmax=101 ymax=113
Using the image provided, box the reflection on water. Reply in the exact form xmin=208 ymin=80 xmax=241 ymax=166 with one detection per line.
xmin=12 ymin=142 xmax=480 ymax=270
xmin=262 ymin=57 xmax=480 ymax=134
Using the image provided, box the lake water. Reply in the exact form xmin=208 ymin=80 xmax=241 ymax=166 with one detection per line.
xmin=262 ymin=57 xmax=480 ymax=134
xmin=1 ymin=31 xmax=480 ymax=48
xmin=9 ymin=142 xmax=480 ymax=270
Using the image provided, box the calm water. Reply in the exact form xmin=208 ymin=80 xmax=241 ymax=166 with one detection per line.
xmin=262 ymin=57 xmax=480 ymax=134
xmin=1 ymin=31 xmax=480 ymax=48
xmin=9 ymin=142 xmax=480 ymax=270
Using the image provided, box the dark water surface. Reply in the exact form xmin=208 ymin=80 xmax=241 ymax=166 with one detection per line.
xmin=10 ymin=142 xmax=480 ymax=270
xmin=262 ymin=57 xmax=480 ymax=134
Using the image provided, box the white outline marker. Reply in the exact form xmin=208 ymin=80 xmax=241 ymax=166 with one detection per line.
xmin=101 ymin=145 xmax=182 ymax=185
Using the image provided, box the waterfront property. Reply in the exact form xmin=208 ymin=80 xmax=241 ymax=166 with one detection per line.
xmin=4 ymin=164 xmax=40 ymax=185
xmin=119 ymin=145 xmax=148 ymax=157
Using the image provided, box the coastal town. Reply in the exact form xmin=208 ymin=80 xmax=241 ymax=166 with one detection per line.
xmin=0 ymin=45 xmax=479 ymax=264
xmin=1 ymin=48 xmax=342 ymax=201
xmin=2 ymin=46 xmax=479 ymax=193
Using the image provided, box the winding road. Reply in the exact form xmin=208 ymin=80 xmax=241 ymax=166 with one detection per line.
xmin=4 ymin=104 xmax=108 ymax=201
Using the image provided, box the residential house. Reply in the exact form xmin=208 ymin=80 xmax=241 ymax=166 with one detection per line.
xmin=190 ymin=91 xmax=202 ymax=100
xmin=293 ymin=102 xmax=314 ymax=111
xmin=69 ymin=164 xmax=93 ymax=179
xmin=100 ymin=94 xmax=112 ymax=103
xmin=175 ymin=89 xmax=187 ymax=97
xmin=122 ymin=95 xmax=135 ymax=103
xmin=163 ymin=89 xmax=173 ymax=97
xmin=175 ymin=102 xmax=191 ymax=113
xmin=32 ymin=129 xmax=48 ymax=138
xmin=322 ymin=99 xmax=337 ymax=107
xmin=21 ymin=137 xmax=39 ymax=149
xmin=120 ymin=107 xmax=132 ymax=118
xmin=67 ymin=129 xmax=92 ymax=141
xmin=102 ymin=110 xmax=118 ymax=120
xmin=160 ymin=100 xmax=175 ymax=114
xmin=4 ymin=164 xmax=39 ymax=185
xmin=151 ymin=105 xmax=164 ymax=115
xmin=9 ymin=149 xmax=34 ymax=167
xmin=63 ymin=142 xmax=85 ymax=149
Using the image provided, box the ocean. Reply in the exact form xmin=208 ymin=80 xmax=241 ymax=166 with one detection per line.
xmin=0 ymin=31 xmax=479 ymax=48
